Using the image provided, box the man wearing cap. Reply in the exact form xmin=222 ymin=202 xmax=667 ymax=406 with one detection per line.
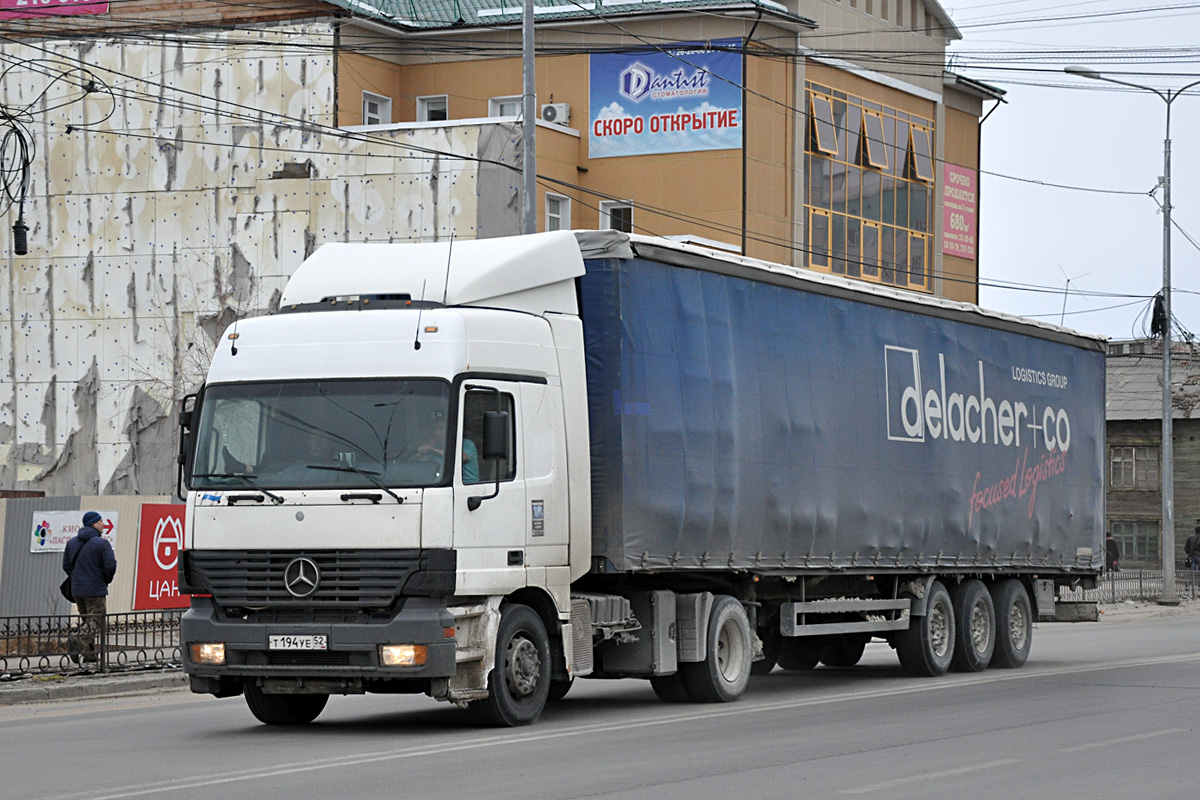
xmin=62 ymin=511 xmax=117 ymax=666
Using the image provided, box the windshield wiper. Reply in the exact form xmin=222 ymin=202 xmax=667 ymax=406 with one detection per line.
xmin=307 ymin=464 xmax=404 ymax=504
xmin=192 ymin=473 xmax=285 ymax=505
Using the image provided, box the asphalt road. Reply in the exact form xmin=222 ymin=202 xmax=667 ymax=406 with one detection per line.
xmin=5 ymin=609 xmax=1200 ymax=800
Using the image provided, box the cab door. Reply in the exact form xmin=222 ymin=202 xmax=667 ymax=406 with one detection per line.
xmin=452 ymin=382 xmax=527 ymax=595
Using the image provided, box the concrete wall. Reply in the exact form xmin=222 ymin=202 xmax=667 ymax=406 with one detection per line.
xmin=0 ymin=24 xmax=519 ymax=498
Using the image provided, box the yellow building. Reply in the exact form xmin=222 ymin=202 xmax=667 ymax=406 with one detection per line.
xmin=331 ymin=0 xmax=1001 ymax=303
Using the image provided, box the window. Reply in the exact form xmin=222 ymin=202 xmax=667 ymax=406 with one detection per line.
xmin=463 ymin=390 xmax=516 ymax=483
xmin=546 ymin=194 xmax=570 ymax=232
xmin=489 ymin=95 xmax=522 ymax=118
xmin=600 ymin=201 xmax=633 ymax=233
xmin=908 ymin=125 xmax=934 ymax=182
xmin=861 ymin=110 xmax=889 ymax=170
xmin=810 ymin=94 xmax=838 ymax=156
xmin=362 ymin=92 xmax=392 ymax=126
xmin=1109 ymin=519 xmax=1160 ymax=565
xmin=1110 ymin=445 xmax=1160 ymax=489
xmin=417 ymin=95 xmax=448 ymax=122
xmin=804 ymin=82 xmax=935 ymax=292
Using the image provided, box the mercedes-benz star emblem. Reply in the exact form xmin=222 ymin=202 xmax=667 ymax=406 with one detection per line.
xmin=283 ymin=557 xmax=320 ymax=598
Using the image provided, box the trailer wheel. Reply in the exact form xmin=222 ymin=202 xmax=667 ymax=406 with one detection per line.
xmin=470 ymin=604 xmax=550 ymax=726
xmin=650 ymin=672 xmax=694 ymax=703
xmin=989 ymin=579 xmax=1032 ymax=669
xmin=776 ymin=637 xmax=824 ymax=671
xmin=682 ymin=595 xmax=752 ymax=703
xmin=244 ymin=682 xmax=328 ymax=725
xmin=751 ymin=623 xmax=781 ymax=676
xmin=895 ymin=581 xmax=955 ymax=677
xmin=820 ymin=636 xmax=867 ymax=668
xmin=949 ymin=579 xmax=996 ymax=673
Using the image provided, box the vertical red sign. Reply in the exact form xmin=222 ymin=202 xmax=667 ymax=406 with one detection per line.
xmin=942 ymin=163 xmax=978 ymax=260
xmin=134 ymin=504 xmax=189 ymax=610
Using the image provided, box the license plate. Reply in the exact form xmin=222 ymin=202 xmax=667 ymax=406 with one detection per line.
xmin=268 ymin=634 xmax=327 ymax=651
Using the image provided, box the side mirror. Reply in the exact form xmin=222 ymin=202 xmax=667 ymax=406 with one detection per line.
xmin=469 ymin=410 xmax=510 ymax=512
xmin=482 ymin=410 xmax=511 ymax=461
xmin=176 ymin=392 xmax=199 ymax=500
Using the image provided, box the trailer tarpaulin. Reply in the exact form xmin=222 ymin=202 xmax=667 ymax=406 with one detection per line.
xmin=581 ymin=254 xmax=1105 ymax=574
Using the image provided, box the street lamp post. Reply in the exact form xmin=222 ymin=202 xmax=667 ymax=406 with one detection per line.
xmin=1066 ymin=67 xmax=1200 ymax=603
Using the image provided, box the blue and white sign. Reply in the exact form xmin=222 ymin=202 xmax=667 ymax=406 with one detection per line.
xmin=589 ymin=40 xmax=743 ymax=159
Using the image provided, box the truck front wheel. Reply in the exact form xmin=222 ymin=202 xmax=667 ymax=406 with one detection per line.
xmin=989 ymin=579 xmax=1032 ymax=669
xmin=470 ymin=604 xmax=551 ymax=727
xmin=244 ymin=682 xmax=328 ymax=725
xmin=682 ymin=595 xmax=752 ymax=703
xmin=895 ymin=581 xmax=955 ymax=677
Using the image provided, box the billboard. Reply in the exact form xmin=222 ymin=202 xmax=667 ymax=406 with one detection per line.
xmin=31 ymin=511 xmax=118 ymax=553
xmin=589 ymin=40 xmax=743 ymax=159
xmin=133 ymin=504 xmax=188 ymax=610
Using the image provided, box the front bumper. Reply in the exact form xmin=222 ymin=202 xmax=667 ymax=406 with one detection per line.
xmin=181 ymin=596 xmax=457 ymax=691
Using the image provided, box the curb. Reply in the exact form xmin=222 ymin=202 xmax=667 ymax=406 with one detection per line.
xmin=0 ymin=670 xmax=188 ymax=705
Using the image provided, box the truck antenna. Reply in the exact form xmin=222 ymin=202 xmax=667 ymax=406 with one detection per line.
xmin=413 ymin=279 xmax=427 ymax=351
xmin=442 ymin=231 xmax=455 ymax=305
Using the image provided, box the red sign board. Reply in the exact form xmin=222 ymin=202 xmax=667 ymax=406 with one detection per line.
xmin=0 ymin=0 xmax=110 ymax=20
xmin=941 ymin=163 xmax=978 ymax=261
xmin=134 ymin=504 xmax=189 ymax=610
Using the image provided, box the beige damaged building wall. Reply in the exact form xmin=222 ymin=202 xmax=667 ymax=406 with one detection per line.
xmin=0 ymin=23 xmax=522 ymax=497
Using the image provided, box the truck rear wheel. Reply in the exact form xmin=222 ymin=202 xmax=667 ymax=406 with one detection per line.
xmin=895 ymin=581 xmax=955 ymax=677
xmin=650 ymin=672 xmax=694 ymax=703
xmin=820 ymin=636 xmax=867 ymax=667
xmin=470 ymin=604 xmax=551 ymax=727
xmin=776 ymin=637 xmax=823 ymax=671
xmin=949 ymin=579 xmax=996 ymax=673
xmin=682 ymin=595 xmax=752 ymax=703
xmin=244 ymin=682 xmax=328 ymax=725
xmin=989 ymin=579 xmax=1032 ymax=669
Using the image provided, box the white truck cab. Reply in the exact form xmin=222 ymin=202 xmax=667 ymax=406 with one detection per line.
xmin=180 ymin=232 xmax=594 ymax=726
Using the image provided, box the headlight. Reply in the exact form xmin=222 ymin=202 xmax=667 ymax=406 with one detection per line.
xmin=380 ymin=644 xmax=427 ymax=667
xmin=190 ymin=643 xmax=226 ymax=665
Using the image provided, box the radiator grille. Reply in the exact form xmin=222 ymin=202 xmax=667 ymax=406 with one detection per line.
xmin=187 ymin=550 xmax=421 ymax=608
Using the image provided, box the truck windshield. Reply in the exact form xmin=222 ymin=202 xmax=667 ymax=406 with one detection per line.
xmin=191 ymin=379 xmax=451 ymax=491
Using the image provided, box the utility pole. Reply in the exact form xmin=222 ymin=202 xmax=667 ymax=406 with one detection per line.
xmin=521 ymin=0 xmax=536 ymax=234
xmin=1066 ymin=68 xmax=1200 ymax=602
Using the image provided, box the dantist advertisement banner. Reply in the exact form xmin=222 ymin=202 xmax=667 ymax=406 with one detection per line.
xmin=589 ymin=39 xmax=743 ymax=159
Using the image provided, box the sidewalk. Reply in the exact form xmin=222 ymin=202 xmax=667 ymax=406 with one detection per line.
xmin=0 ymin=667 xmax=187 ymax=706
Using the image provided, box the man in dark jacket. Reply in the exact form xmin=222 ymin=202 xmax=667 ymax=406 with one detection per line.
xmin=63 ymin=511 xmax=117 ymax=665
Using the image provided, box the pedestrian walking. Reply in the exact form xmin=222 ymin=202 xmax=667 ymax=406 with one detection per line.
xmin=1105 ymin=532 xmax=1120 ymax=572
xmin=1185 ymin=526 xmax=1200 ymax=571
xmin=62 ymin=511 xmax=117 ymax=666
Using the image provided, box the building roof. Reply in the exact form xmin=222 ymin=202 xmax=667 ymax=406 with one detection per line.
xmin=325 ymin=0 xmax=817 ymax=30
xmin=1107 ymin=341 xmax=1200 ymax=421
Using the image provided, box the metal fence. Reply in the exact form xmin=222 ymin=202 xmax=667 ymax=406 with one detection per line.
xmin=1059 ymin=569 xmax=1200 ymax=604
xmin=0 ymin=610 xmax=182 ymax=676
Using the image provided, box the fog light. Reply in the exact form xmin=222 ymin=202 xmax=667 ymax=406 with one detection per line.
xmin=380 ymin=644 xmax=427 ymax=667
xmin=191 ymin=643 xmax=226 ymax=665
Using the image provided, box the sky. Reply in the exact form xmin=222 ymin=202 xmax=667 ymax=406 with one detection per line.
xmin=941 ymin=0 xmax=1200 ymax=341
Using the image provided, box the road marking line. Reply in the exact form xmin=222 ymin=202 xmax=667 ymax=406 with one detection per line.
xmin=1057 ymin=727 xmax=1186 ymax=753
xmin=64 ymin=650 xmax=1200 ymax=800
xmin=841 ymin=759 xmax=1020 ymax=795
